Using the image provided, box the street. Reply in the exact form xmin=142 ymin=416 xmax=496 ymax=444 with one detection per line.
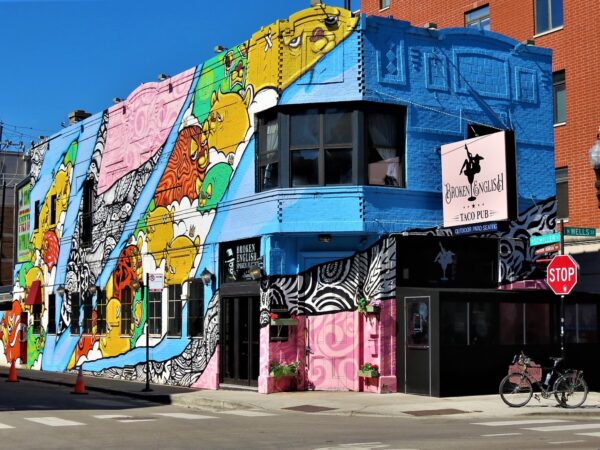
xmin=2 ymin=379 xmax=600 ymax=449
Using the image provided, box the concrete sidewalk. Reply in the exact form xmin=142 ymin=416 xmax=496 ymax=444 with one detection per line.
xmin=2 ymin=366 xmax=599 ymax=419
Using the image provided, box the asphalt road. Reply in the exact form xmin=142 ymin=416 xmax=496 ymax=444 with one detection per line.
xmin=2 ymin=379 xmax=600 ymax=450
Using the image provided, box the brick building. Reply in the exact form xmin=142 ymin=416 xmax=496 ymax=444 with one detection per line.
xmin=361 ymin=0 xmax=600 ymax=231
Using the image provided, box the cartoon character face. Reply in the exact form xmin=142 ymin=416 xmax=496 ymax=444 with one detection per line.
xmin=113 ymin=245 xmax=142 ymax=296
xmin=164 ymin=235 xmax=200 ymax=285
xmin=100 ymin=297 xmax=130 ymax=357
xmin=1 ymin=301 xmax=23 ymax=363
xmin=246 ymin=5 xmax=357 ymax=93
xmin=145 ymin=207 xmax=174 ymax=266
xmin=224 ymin=43 xmax=248 ymax=92
xmin=207 ymin=88 xmax=252 ymax=156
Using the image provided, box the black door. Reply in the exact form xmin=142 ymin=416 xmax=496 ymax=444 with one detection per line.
xmin=220 ymin=296 xmax=260 ymax=386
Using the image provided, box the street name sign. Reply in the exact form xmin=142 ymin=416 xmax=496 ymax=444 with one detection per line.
xmin=564 ymin=227 xmax=596 ymax=237
xmin=534 ymin=243 xmax=561 ymax=256
xmin=530 ymin=232 xmax=561 ymax=247
xmin=546 ymin=255 xmax=578 ymax=295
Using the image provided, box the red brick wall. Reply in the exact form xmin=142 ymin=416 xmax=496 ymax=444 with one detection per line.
xmin=361 ymin=0 xmax=600 ymax=228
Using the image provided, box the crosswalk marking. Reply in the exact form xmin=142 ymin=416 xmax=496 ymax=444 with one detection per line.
xmin=153 ymin=413 xmax=216 ymax=420
xmin=0 ymin=423 xmax=15 ymax=429
xmin=473 ymin=419 xmax=569 ymax=427
xmin=481 ymin=433 xmax=522 ymax=437
xmin=549 ymin=440 xmax=586 ymax=445
xmin=577 ymin=432 xmax=600 ymax=437
xmin=524 ymin=423 xmax=600 ymax=432
xmin=93 ymin=414 xmax=131 ymax=420
xmin=25 ymin=417 xmax=84 ymax=427
xmin=118 ymin=419 xmax=156 ymax=423
xmin=220 ymin=410 xmax=275 ymax=417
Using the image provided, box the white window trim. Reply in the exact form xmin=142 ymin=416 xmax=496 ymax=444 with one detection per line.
xmin=534 ymin=25 xmax=563 ymax=38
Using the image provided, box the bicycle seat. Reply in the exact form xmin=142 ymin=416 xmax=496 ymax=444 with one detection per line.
xmin=549 ymin=357 xmax=563 ymax=362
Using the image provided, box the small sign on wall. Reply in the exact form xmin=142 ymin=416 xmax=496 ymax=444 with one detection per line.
xmin=441 ymin=131 xmax=516 ymax=228
xmin=220 ymin=237 xmax=261 ymax=283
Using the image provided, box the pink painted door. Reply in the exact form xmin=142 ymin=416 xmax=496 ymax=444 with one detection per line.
xmin=306 ymin=311 xmax=359 ymax=391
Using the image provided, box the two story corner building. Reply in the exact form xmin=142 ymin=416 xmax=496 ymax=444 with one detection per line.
xmin=2 ymin=4 xmax=573 ymax=396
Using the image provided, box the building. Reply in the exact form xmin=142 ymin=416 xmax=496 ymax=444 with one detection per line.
xmin=1 ymin=4 xmax=579 ymax=396
xmin=360 ymin=0 xmax=600 ymax=287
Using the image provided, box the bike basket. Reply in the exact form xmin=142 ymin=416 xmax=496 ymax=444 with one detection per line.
xmin=508 ymin=362 xmax=542 ymax=383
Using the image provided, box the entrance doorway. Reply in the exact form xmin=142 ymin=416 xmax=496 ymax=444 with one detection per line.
xmin=404 ymin=296 xmax=431 ymax=395
xmin=220 ymin=296 xmax=260 ymax=386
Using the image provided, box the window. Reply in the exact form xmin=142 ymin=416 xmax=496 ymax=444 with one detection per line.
xmin=187 ymin=280 xmax=204 ymax=337
xmin=82 ymin=291 xmax=94 ymax=334
xmin=526 ymin=303 xmax=550 ymax=344
xmin=50 ymin=194 xmax=57 ymax=224
xmin=255 ymin=103 xmax=406 ymax=191
xmin=379 ymin=0 xmax=390 ymax=10
xmin=440 ymin=301 xmax=467 ymax=345
xmin=32 ymin=304 xmax=42 ymax=334
xmin=47 ymin=293 xmax=56 ymax=334
xmin=257 ymin=112 xmax=279 ymax=192
xmin=556 ymin=167 xmax=568 ymax=219
xmin=34 ymin=200 xmax=40 ymax=229
xmin=553 ymin=71 xmax=566 ymax=125
xmin=499 ymin=302 xmax=523 ymax=345
xmin=168 ymin=284 xmax=182 ymax=336
xmin=96 ymin=290 xmax=107 ymax=335
xmin=470 ymin=301 xmax=497 ymax=345
xmin=148 ymin=291 xmax=162 ymax=335
xmin=565 ymin=304 xmax=598 ymax=344
xmin=120 ymin=286 xmax=132 ymax=335
xmin=367 ymin=111 xmax=404 ymax=187
xmin=81 ymin=179 xmax=94 ymax=248
xmin=535 ymin=0 xmax=563 ymax=34
xmin=70 ymin=292 xmax=80 ymax=334
xmin=465 ymin=5 xmax=490 ymax=30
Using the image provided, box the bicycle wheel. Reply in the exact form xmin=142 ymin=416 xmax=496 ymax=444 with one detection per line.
xmin=499 ymin=373 xmax=533 ymax=407
xmin=553 ymin=375 xmax=588 ymax=408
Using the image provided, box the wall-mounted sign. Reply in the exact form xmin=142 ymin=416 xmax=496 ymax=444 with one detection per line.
xmin=15 ymin=181 xmax=32 ymax=263
xmin=530 ymin=232 xmax=561 ymax=247
xmin=453 ymin=222 xmax=498 ymax=236
xmin=220 ymin=237 xmax=261 ymax=283
xmin=148 ymin=273 xmax=164 ymax=292
xmin=441 ymin=131 xmax=516 ymax=228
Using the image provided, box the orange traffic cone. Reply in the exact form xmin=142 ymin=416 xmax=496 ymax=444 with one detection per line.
xmin=6 ymin=361 xmax=18 ymax=382
xmin=71 ymin=366 xmax=87 ymax=395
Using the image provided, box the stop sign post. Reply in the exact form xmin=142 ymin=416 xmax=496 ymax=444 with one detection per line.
xmin=547 ymin=254 xmax=579 ymax=295
xmin=546 ymin=254 xmax=579 ymax=360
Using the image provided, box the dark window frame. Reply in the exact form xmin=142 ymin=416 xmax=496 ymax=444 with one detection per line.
xmin=148 ymin=290 xmax=162 ymax=336
xmin=120 ymin=286 xmax=132 ymax=336
xmin=379 ymin=0 xmax=390 ymax=10
xmin=168 ymin=284 xmax=182 ymax=337
xmin=80 ymin=179 xmax=94 ymax=248
xmin=70 ymin=292 xmax=80 ymax=335
xmin=47 ymin=293 xmax=56 ymax=334
xmin=50 ymin=194 xmax=57 ymax=225
xmin=82 ymin=291 xmax=94 ymax=334
xmin=465 ymin=5 xmax=490 ymax=30
xmin=32 ymin=303 xmax=42 ymax=334
xmin=535 ymin=0 xmax=563 ymax=35
xmin=553 ymin=71 xmax=566 ymax=125
xmin=556 ymin=167 xmax=568 ymax=219
xmin=187 ymin=280 xmax=204 ymax=338
xmin=96 ymin=289 xmax=107 ymax=335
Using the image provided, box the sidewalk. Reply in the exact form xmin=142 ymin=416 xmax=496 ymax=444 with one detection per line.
xmin=2 ymin=366 xmax=599 ymax=419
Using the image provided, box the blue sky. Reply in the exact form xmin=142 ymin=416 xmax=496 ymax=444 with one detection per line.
xmin=0 ymin=0 xmax=350 ymax=148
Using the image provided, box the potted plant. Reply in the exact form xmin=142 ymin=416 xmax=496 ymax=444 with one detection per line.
xmin=357 ymin=297 xmax=381 ymax=315
xmin=358 ymin=362 xmax=380 ymax=378
xmin=270 ymin=312 xmax=298 ymax=326
xmin=269 ymin=360 xmax=300 ymax=392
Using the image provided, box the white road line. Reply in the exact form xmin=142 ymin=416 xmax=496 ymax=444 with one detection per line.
xmin=93 ymin=414 xmax=131 ymax=420
xmin=25 ymin=417 xmax=84 ymax=427
xmin=0 ymin=423 xmax=15 ymax=429
xmin=576 ymin=432 xmax=600 ymax=437
xmin=524 ymin=423 xmax=600 ymax=432
xmin=549 ymin=440 xmax=586 ymax=445
xmin=118 ymin=419 xmax=156 ymax=423
xmin=153 ymin=413 xmax=216 ymax=420
xmin=473 ymin=419 xmax=569 ymax=427
xmin=220 ymin=410 xmax=275 ymax=417
xmin=481 ymin=433 xmax=522 ymax=437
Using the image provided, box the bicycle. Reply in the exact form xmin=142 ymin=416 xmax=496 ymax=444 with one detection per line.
xmin=499 ymin=351 xmax=588 ymax=408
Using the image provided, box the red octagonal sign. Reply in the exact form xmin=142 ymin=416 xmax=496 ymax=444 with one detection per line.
xmin=547 ymin=254 xmax=579 ymax=295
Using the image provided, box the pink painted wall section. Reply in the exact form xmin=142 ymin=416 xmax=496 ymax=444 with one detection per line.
xmin=307 ymin=311 xmax=359 ymax=391
xmin=192 ymin=345 xmax=220 ymax=390
xmin=97 ymin=67 xmax=196 ymax=194
xmin=360 ymin=300 xmax=397 ymax=393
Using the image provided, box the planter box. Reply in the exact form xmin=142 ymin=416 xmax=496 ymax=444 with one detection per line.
xmin=365 ymin=305 xmax=380 ymax=314
xmin=358 ymin=369 xmax=379 ymax=378
xmin=267 ymin=375 xmax=296 ymax=393
xmin=270 ymin=318 xmax=298 ymax=326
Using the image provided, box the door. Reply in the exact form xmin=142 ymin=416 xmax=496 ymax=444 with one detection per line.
xmin=306 ymin=312 xmax=359 ymax=391
xmin=405 ymin=296 xmax=431 ymax=395
xmin=220 ymin=296 xmax=260 ymax=386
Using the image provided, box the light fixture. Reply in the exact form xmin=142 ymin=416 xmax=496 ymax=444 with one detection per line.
xmin=589 ymin=128 xmax=600 ymax=208
xmin=247 ymin=265 xmax=263 ymax=281
xmin=88 ymin=285 xmax=97 ymax=294
xmin=112 ymin=97 xmax=123 ymax=104
xmin=521 ymin=39 xmax=535 ymax=46
xmin=423 ymin=22 xmax=437 ymax=30
xmin=57 ymin=285 xmax=66 ymax=296
xmin=214 ymin=45 xmax=226 ymax=53
xmin=318 ymin=234 xmax=332 ymax=243
xmin=200 ymin=268 xmax=213 ymax=286
xmin=157 ymin=73 xmax=170 ymax=81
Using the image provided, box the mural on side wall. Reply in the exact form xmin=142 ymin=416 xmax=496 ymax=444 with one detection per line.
xmin=0 ymin=6 xmax=361 ymax=384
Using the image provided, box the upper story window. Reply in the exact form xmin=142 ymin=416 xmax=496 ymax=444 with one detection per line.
xmin=553 ymin=71 xmax=566 ymax=125
xmin=256 ymin=102 xmax=406 ymax=192
xmin=556 ymin=167 xmax=568 ymax=219
xmin=465 ymin=5 xmax=490 ymax=30
xmin=380 ymin=0 xmax=390 ymax=10
xmin=535 ymin=0 xmax=563 ymax=35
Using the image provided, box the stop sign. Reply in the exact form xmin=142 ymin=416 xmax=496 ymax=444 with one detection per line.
xmin=547 ymin=254 xmax=579 ymax=295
